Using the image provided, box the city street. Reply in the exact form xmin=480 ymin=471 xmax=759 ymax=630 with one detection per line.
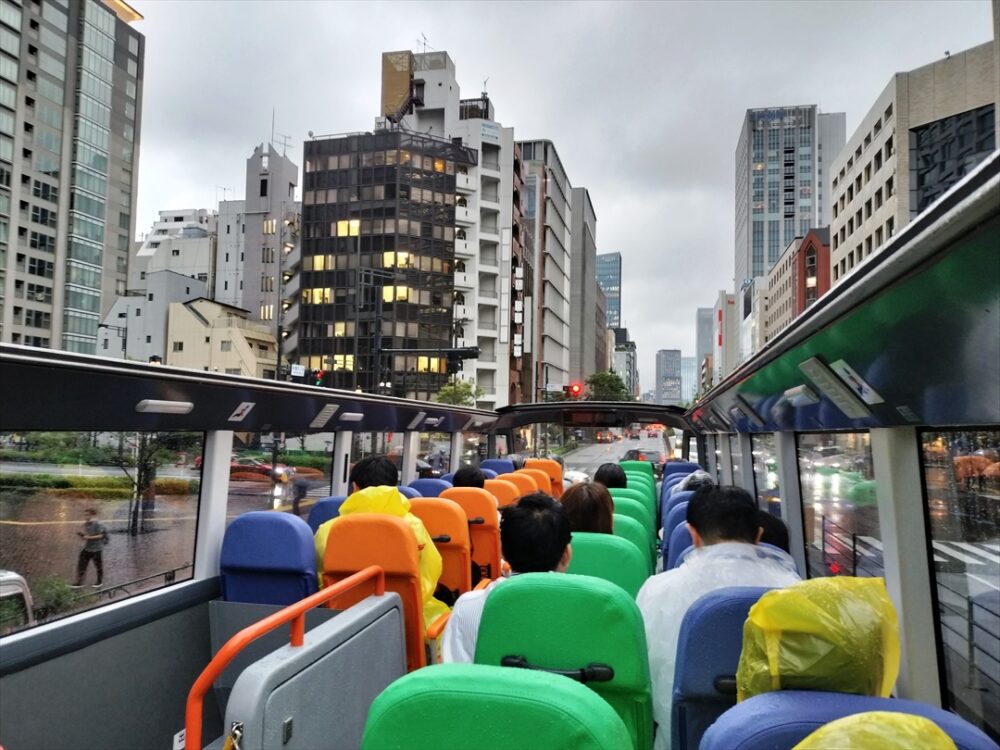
xmin=562 ymin=434 xmax=669 ymax=480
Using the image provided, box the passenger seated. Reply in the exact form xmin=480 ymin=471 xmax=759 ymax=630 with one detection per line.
xmin=314 ymin=455 xmax=449 ymax=625
xmin=757 ymin=510 xmax=790 ymax=552
xmin=441 ymin=493 xmax=572 ymax=662
xmin=561 ymin=481 xmax=614 ymax=534
xmin=670 ymin=469 xmax=714 ymax=497
xmin=594 ymin=462 xmax=628 ymax=489
xmin=452 ymin=465 xmax=486 ymax=488
xmin=636 ymin=485 xmax=801 ymax=750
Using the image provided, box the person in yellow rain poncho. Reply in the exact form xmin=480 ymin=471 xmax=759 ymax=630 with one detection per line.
xmin=314 ymin=456 xmax=449 ymax=627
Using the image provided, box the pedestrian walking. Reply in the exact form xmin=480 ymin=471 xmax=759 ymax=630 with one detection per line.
xmin=72 ymin=508 xmax=107 ymax=588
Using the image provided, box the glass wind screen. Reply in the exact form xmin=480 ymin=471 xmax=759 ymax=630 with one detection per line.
xmin=751 ymin=433 xmax=780 ymax=516
xmin=729 ymin=434 xmax=743 ymax=485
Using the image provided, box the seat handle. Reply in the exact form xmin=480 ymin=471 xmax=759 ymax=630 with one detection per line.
xmin=467 ymin=517 xmax=485 ymax=525
xmin=500 ymin=655 xmax=614 ymax=683
xmin=430 ymin=534 xmax=451 ymax=544
xmin=713 ymin=675 xmax=737 ymax=695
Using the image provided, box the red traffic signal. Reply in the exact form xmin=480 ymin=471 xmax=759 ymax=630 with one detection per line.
xmin=313 ymin=369 xmax=326 ymax=386
xmin=564 ymin=382 xmax=584 ymax=398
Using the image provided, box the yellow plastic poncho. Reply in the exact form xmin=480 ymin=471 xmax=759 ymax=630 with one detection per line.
xmin=314 ymin=485 xmax=449 ymax=628
xmin=792 ymin=711 xmax=957 ymax=750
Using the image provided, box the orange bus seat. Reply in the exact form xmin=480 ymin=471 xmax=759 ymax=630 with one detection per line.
xmin=500 ymin=471 xmax=537 ymax=496
xmin=518 ymin=468 xmax=552 ymax=496
xmin=525 ymin=458 xmax=565 ymax=497
xmin=322 ymin=513 xmax=431 ymax=672
xmin=440 ymin=487 xmax=501 ymax=581
xmin=409 ymin=498 xmax=472 ymax=600
xmin=484 ymin=478 xmax=520 ymax=508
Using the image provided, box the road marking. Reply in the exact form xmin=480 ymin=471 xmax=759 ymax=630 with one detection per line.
xmin=951 ymin=542 xmax=1000 ymax=564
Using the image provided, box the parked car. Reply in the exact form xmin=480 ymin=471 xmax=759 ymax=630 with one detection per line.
xmin=0 ymin=570 xmax=35 ymax=635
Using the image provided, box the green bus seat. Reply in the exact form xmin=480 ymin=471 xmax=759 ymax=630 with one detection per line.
xmin=566 ymin=531 xmax=649 ymax=598
xmin=361 ymin=663 xmax=632 ymax=750
xmin=475 ymin=573 xmax=653 ymax=750
xmin=613 ymin=513 xmax=653 ymax=575
xmin=621 ymin=459 xmax=655 ymax=481
xmin=610 ymin=486 xmax=656 ymax=527
xmin=611 ymin=495 xmax=655 ymax=542
xmin=624 ymin=472 xmax=656 ymax=501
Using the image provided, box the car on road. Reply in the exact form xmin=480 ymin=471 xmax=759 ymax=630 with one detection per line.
xmin=595 ymin=431 xmax=614 ymax=444
xmin=0 ymin=570 xmax=35 ymax=635
xmin=563 ymin=468 xmax=590 ymax=485
xmin=629 ymin=431 xmax=641 ymax=440
xmin=622 ymin=449 xmax=667 ymax=477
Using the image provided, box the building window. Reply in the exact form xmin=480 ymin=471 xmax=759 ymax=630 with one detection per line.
xmin=172 ymin=341 xmax=183 ymax=352
xmin=221 ymin=340 xmax=232 ymax=352
xmin=263 ymin=219 xmax=276 ymax=235
xmin=259 ymin=178 xmax=268 ymax=197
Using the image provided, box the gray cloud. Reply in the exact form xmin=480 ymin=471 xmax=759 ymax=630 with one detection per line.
xmin=131 ymin=0 xmax=993 ymax=391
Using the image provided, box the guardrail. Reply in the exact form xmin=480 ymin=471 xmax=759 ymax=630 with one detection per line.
xmin=184 ymin=565 xmax=385 ymax=750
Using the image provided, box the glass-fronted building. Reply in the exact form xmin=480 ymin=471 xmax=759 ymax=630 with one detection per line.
xmin=595 ymin=251 xmax=621 ymax=328
xmin=300 ymin=130 xmax=476 ymax=398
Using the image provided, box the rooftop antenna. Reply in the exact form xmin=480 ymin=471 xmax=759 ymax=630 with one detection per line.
xmin=273 ymin=131 xmax=292 ymax=157
xmin=482 ymin=77 xmax=489 ymax=98
xmin=417 ymin=33 xmax=432 ymax=53
xmin=944 ymin=50 xmax=950 ymax=58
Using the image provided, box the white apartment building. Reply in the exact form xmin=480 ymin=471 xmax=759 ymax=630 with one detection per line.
xmin=131 ymin=208 xmax=216 ymax=289
xmin=214 ymin=199 xmax=246 ymax=309
xmin=712 ymin=290 xmax=739 ymax=383
xmin=165 ymin=297 xmax=277 ymax=379
xmin=829 ymin=42 xmax=996 ymax=284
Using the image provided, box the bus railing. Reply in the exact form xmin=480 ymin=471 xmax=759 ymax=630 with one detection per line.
xmin=184 ymin=565 xmax=385 ymax=750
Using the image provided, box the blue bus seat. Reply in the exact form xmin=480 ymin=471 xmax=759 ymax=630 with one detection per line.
xmin=661 ymin=501 xmax=689 ymax=561
xmin=306 ymin=495 xmax=347 ymax=532
xmin=671 ymin=587 xmax=773 ymax=750
xmin=480 ymin=458 xmax=516 ymax=475
xmin=481 ymin=467 xmax=498 ymax=478
xmin=661 ymin=475 xmax=687 ymax=502
xmin=396 ymin=485 xmax=420 ymax=499
xmin=700 ymin=690 xmax=999 ymax=750
xmin=407 ymin=477 xmax=453 ymax=497
xmin=662 ymin=489 xmax=694 ymax=521
xmin=440 ymin=472 xmax=455 ymax=484
xmin=220 ymin=511 xmax=317 ymax=605
xmin=666 ymin=524 xmax=693 ymax=570
xmin=361 ymin=663 xmax=632 ymax=750
xmin=664 ymin=462 xmax=700 ymax=478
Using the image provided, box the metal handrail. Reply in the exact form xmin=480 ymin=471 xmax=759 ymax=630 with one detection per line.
xmin=184 ymin=566 xmax=385 ymax=750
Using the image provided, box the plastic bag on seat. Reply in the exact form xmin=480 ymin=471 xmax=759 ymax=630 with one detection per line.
xmin=792 ymin=710 xmax=957 ymax=750
xmin=736 ymin=577 xmax=900 ymax=701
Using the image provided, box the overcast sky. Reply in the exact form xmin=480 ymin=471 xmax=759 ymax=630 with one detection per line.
xmin=129 ymin=0 xmax=993 ymax=392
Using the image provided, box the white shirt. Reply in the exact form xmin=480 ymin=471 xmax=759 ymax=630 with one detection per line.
xmin=440 ymin=578 xmax=506 ymax=663
xmin=636 ymin=542 xmax=801 ymax=750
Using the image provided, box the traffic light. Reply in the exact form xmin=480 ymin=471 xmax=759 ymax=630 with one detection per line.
xmin=313 ymin=369 xmax=326 ymax=386
xmin=563 ymin=382 xmax=584 ymax=399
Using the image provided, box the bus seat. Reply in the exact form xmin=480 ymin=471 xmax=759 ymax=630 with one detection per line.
xmin=662 ymin=474 xmax=688 ymax=500
xmin=671 ymin=586 xmax=773 ymax=750
xmin=481 ymin=458 xmax=516 ymax=475
xmin=500 ymin=471 xmax=537 ymax=496
xmin=625 ymin=474 xmax=657 ymax=510
xmin=525 ymin=458 xmax=565 ymax=497
xmin=480 ymin=467 xmax=498 ymax=478
xmin=567 ymin=532 xmax=648 ymax=598
xmin=609 ymin=487 xmax=655 ymax=527
xmin=220 ymin=512 xmax=317 ymax=605
xmin=361 ymin=663 xmax=632 ymax=750
xmin=663 ymin=490 xmax=694 ymax=522
xmin=700 ymin=691 xmax=998 ymax=750
xmin=611 ymin=496 xmax=655 ymax=542
xmin=409 ymin=498 xmax=473 ymax=600
xmin=440 ymin=472 xmax=455 ymax=484
xmin=661 ymin=502 xmax=690 ymax=558
xmin=667 ymin=525 xmax=693 ymax=570
xmin=306 ymin=496 xmax=347 ymax=533
xmin=407 ymin=478 xmax=452 ymax=497
xmin=518 ymin=468 xmax=552 ymax=495
xmin=321 ymin=513 xmax=433 ymax=672
xmin=612 ymin=514 xmax=653 ymax=575
xmin=620 ymin=459 xmax=654 ymax=482
xmin=396 ymin=485 xmax=420 ymax=499
xmin=475 ymin=573 xmax=653 ymax=750
xmin=484 ymin=478 xmax=520 ymax=508
xmin=664 ymin=462 xmax=700 ymax=478
xmin=440 ymin=487 xmax=501 ymax=581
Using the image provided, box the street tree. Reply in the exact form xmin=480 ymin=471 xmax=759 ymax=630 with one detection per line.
xmin=435 ymin=378 xmax=483 ymax=406
xmin=585 ymin=371 xmax=632 ymax=401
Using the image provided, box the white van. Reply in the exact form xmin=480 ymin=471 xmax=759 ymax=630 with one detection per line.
xmin=0 ymin=569 xmax=35 ymax=635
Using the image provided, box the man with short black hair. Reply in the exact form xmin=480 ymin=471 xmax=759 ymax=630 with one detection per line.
xmin=637 ymin=485 xmax=800 ymax=750
xmin=349 ymin=455 xmax=398 ymax=491
xmin=441 ymin=493 xmax=572 ymax=662
xmin=593 ymin=462 xmax=628 ymax=489
xmin=452 ymin=465 xmax=486 ymax=489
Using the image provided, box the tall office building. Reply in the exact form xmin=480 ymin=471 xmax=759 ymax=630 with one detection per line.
xmin=681 ymin=356 xmax=696 ymax=402
xmin=655 ymin=348 xmax=682 ymax=405
xmin=829 ymin=42 xmax=995 ymax=284
xmin=1 ymin=0 xmax=144 ymax=351
xmin=612 ymin=326 xmax=639 ymax=398
xmin=569 ymin=186 xmax=602 ymax=384
xmin=734 ymin=105 xmax=845 ymax=288
xmin=696 ymin=307 xmax=713 ymax=370
xmin=595 ymin=251 xmax=621 ymax=327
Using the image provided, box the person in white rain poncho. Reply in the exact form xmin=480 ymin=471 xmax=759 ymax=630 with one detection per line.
xmin=669 ymin=469 xmax=715 ymax=497
xmin=636 ymin=485 xmax=800 ymax=750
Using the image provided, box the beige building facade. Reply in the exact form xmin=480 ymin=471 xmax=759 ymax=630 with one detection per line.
xmin=829 ymin=42 xmax=996 ymax=285
xmin=165 ymin=298 xmax=277 ymax=379
xmin=766 ymin=236 xmax=801 ymax=340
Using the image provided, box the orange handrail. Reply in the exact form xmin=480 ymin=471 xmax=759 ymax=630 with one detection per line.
xmin=184 ymin=566 xmax=385 ymax=750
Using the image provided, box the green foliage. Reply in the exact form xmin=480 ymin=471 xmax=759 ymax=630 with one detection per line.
xmin=48 ymin=488 xmax=132 ymax=500
xmin=0 ymin=598 xmax=28 ymax=632
xmin=276 ymin=453 xmax=330 ymax=471
xmin=152 ymin=478 xmax=199 ymax=495
xmin=34 ymin=576 xmax=76 ymax=617
xmin=435 ymin=379 xmax=484 ymax=406
xmin=585 ymin=371 xmax=632 ymax=401
xmin=0 ymin=474 xmax=130 ymax=490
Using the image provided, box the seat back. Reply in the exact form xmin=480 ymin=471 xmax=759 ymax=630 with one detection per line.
xmin=620 ymin=459 xmax=654 ymax=481
xmin=518 ymin=467 xmax=552 ymax=495
xmin=361 ymin=663 xmax=633 ymax=750
xmin=663 ymin=489 xmax=694 ymax=520
xmin=625 ymin=473 xmax=656 ymax=510
xmin=567 ymin=532 xmax=648 ymax=598
xmin=408 ymin=498 xmax=472 ymax=599
xmin=500 ymin=471 xmax=538 ymax=496
xmin=481 ymin=458 xmax=516 ymax=474
xmin=662 ymin=501 xmax=689 ymax=544
xmin=396 ymin=485 xmax=420 ymax=499
xmin=480 ymin=467 xmax=498 ymax=478
xmin=612 ymin=514 xmax=652 ymax=575
xmin=610 ymin=486 xmax=655 ymax=527
xmin=475 ymin=574 xmax=653 ymax=750
xmin=439 ymin=472 xmax=455 ymax=484
xmin=484 ymin=478 xmax=520 ymax=508
xmin=700 ymin=690 xmax=998 ymax=750
xmin=671 ymin=587 xmax=772 ymax=750
xmin=220 ymin=511 xmax=317 ymax=605
xmin=662 ymin=473 xmax=687 ymax=498
xmin=322 ymin=514 xmax=425 ymax=671
xmin=407 ymin=477 xmax=452 ymax=497
xmin=439 ymin=487 xmax=501 ymax=580
xmin=667 ymin=524 xmax=693 ymax=569
xmin=611 ymin=496 xmax=655 ymax=541
xmin=306 ymin=496 xmax=347 ymax=532
xmin=664 ymin=461 xmax=700 ymax=478
xmin=525 ymin=458 xmax=565 ymax=497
